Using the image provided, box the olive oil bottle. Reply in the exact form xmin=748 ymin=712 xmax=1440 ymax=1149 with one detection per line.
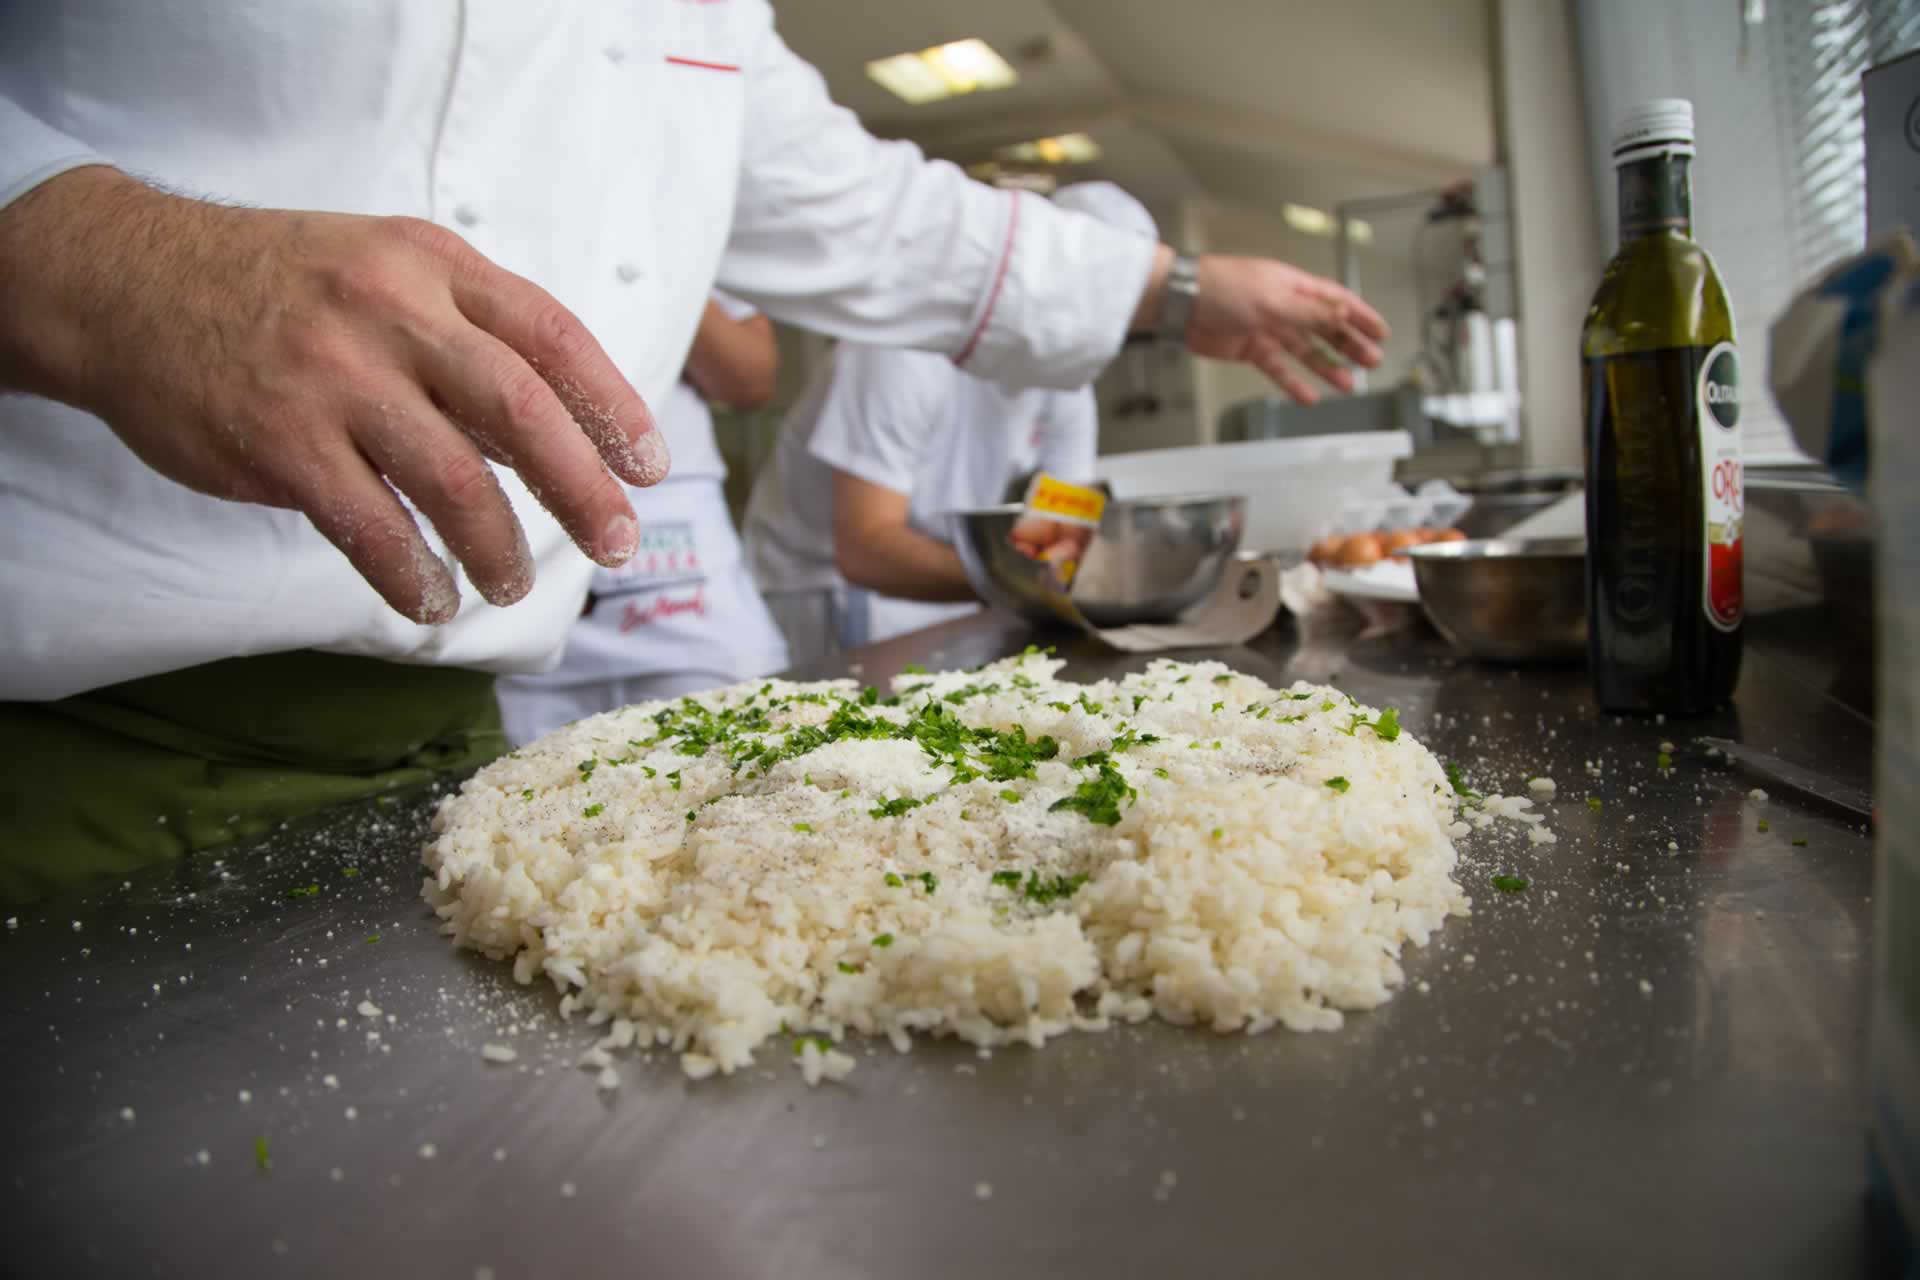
xmin=1582 ymin=99 xmax=1742 ymax=715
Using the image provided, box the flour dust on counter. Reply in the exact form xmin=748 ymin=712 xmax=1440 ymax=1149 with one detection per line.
xmin=424 ymin=652 xmax=1547 ymax=1082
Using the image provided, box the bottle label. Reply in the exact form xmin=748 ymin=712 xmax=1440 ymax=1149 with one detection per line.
xmin=1698 ymin=341 xmax=1743 ymax=631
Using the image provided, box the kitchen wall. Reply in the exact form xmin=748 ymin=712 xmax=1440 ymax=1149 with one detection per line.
xmin=1492 ymin=0 xmax=1605 ymax=472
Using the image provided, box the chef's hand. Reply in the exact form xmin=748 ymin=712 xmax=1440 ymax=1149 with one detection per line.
xmin=1132 ymin=247 xmax=1390 ymax=405
xmin=1008 ymin=516 xmax=1093 ymax=591
xmin=0 ymin=166 xmax=667 ymax=623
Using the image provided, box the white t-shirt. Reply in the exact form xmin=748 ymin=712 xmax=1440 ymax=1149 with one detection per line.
xmin=743 ymin=343 xmax=1097 ymax=642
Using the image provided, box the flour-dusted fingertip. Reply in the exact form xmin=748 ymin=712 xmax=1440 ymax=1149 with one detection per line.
xmin=597 ymin=513 xmax=639 ymax=567
xmin=626 ymin=426 xmax=670 ymax=488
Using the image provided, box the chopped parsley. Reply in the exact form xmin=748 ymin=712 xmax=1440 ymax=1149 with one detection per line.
xmin=1049 ymin=701 xmax=1073 ymax=713
xmin=1757 ymin=818 xmax=1770 ymax=833
xmin=1324 ymin=776 xmax=1351 ymax=794
xmin=520 ymin=789 xmax=534 ymax=801
xmin=871 ymin=933 xmax=895 ymax=948
xmin=791 ymin=1034 xmax=834 ymax=1056
xmin=990 ymin=870 xmax=1022 ymax=888
xmin=883 ymin=873 xmax=903 ymax=888
xmin=341 ymin=867 xmax=359 ymax=878
xmin=1445 ymin=762 xmax=1479 ymax=800
xmin=582 ymin=803 xmax=604 ymax=818
xmin=1253 ymin=706 xmax=1269 ymax=720
xmin=1491 ymin=874 xmax=1530 ymax=893
xmin=287 ymin=884 xmax=320 ymax=899
xmin=1019 ymin=870 xmax=1090 ymax=906
xmin=1587 ymin=797 xmax=1603 ymax=812
xmin=365 ymin=933 xmax=381 ymax=944
xmin=792 ymin=822 xmax=813 ymax=833
xmin=1153 ymin=768 xmax=1170 ymax=779
xmin=1211 ymin=827 xmax=1223 ymax=840
xmin=1212 ymin=674 xmax=1234 ymax=685
xmin=1049 ymin=761 xmax=1136 ymax=826
xmin=869 ymin=795 xmax=924 ymax=819
xmin=837 ymin=962 xmax=862 ymax=975
xmin=1340 ymin=707 xmax=1401 ymax=742
xmin=999 ymin=789 xmax=1022 ymax=803
xmin=1656 ymin=752 xmax=1673 ymax=770
xmin=1211 ymin=701 xmax=1225 ymax=713
xmin=577 ymin=758 xmax=598 ymax=782
xmin=902 ymin=663 xmax=928 ymax=675
xmin=642 ymin=766 xmax=657 ymax=779
xmin=1132 ymin=695 xmax=1148 ymax=712
xmin=1792 ymin=838 xmax=1808 ymax=847
xmin=1076 ymin=694 xmax=1104 ymax=715
xmin=254 ymin=1136 xmax=271 ymax=1172
xmin=667 ymin=770 xmax=682 ymax=791
xmin=909 ymin=871 xmax=939 ymax=894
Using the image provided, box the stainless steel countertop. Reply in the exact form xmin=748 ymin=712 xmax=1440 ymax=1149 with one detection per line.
xmin=1 ymin=613 xmax=1880 ymax=1279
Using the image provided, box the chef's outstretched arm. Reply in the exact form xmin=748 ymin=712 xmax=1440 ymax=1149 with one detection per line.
xmin=719 ymin=11 xmax=1386 ymax=401
xmin=0 ymin=156 xmax=666 ymax=625
xmin=828 ymin=470 xmax=975 ymax=604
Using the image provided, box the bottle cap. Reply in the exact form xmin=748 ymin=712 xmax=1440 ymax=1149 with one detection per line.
xmin=1612 ymin=98 xmax=1695 ymax=163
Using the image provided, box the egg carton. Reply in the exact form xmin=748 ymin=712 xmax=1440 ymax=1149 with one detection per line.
xmin=1323 ymin=479 xmax=1472 ymax=537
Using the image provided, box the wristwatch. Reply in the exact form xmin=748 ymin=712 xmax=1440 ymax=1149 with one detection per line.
xmin=1159 ymin=252 xmax=1200 ymax=346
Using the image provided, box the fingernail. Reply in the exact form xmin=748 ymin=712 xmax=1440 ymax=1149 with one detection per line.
xmin=413 ymin=549 xmax=461 ymax=625
xmin=628 ymin=428 xmax=670 ymax=487
xmin=600 ymin=513 xmax=638 ymax=566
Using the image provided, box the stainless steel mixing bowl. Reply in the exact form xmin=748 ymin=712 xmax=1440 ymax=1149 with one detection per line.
xmin=1404 ymin=537 xmax=1587 ymax=663
xmin=950 ymin=493 xmax=1247 ymax=628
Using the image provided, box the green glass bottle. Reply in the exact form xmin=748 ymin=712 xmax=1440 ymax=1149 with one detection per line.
xmin=1581 ymin=98 xmax=1743 ymax=715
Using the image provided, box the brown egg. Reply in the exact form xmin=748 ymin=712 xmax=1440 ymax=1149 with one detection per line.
xmin=1431 ymin=528 xmax=1467 ymax=543
xmin=1410 ymin=527 xmax=1443 ymax=544
xmin=1382 ymin=530 xmax=1424 ymax=560
xmin=1308 ymin=535 xmax=1346 ymax=566
xmin=1335 ymin=533 xmax=1385 ymax=567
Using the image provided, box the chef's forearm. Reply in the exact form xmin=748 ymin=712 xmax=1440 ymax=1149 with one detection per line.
xmin=834 ymin=527 xmax=976 ymax=603
xmin=0 ymin=164 xmax=155 ymax=409
xmin=1128 ymin=243 xmax=1176 ymax=336
xmin=683 ymin=306 xmax=777 ymax=409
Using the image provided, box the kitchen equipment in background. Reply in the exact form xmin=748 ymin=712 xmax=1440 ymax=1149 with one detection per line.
xmin=950 ymin=492 xmax=1246 ymax=629
xmin=1334 ymin=167 xmax=1523 ymax=446
xmin=1405 ymin=537 xmax=1587 ymax=663
xmin=1094 ymin=431 xmax=1411 ymax=555
xmin=1218 ymin=385 xmax=1424 ymax=443
xmin=1450 ymin=468 xmax=1584 ymax=538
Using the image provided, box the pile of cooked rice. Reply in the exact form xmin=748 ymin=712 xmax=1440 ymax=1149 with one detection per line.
xmin=423 ymin=652 xmax=1471 ymax=1082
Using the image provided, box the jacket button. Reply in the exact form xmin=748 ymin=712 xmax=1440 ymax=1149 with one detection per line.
xmin=453 ymin=205 xmax=480 ymax=227
xmin=604 ymin=45 xmax=627 ymax=64
xmin=615 ymin=262 xmax=642 ymax=283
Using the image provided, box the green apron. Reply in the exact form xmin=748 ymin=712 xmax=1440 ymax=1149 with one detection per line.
xmin=0 ymin=651 xmax=506 ymax=903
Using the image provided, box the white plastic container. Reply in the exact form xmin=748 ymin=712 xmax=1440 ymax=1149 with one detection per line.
xmin=1095 ymin=431 xmax=1413 ymax=554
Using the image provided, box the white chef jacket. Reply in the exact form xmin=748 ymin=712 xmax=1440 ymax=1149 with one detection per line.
xmin=0 ymin=0 xmax=1157 ymax=702
xmin=493 ymin=292 xmax=787 ymax=746
xmin=743 ymin=344 xmax=1098 ymax=645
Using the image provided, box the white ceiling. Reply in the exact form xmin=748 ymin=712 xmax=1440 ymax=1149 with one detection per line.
xmin=769 ymin=0 xmax=1498 ymax=217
